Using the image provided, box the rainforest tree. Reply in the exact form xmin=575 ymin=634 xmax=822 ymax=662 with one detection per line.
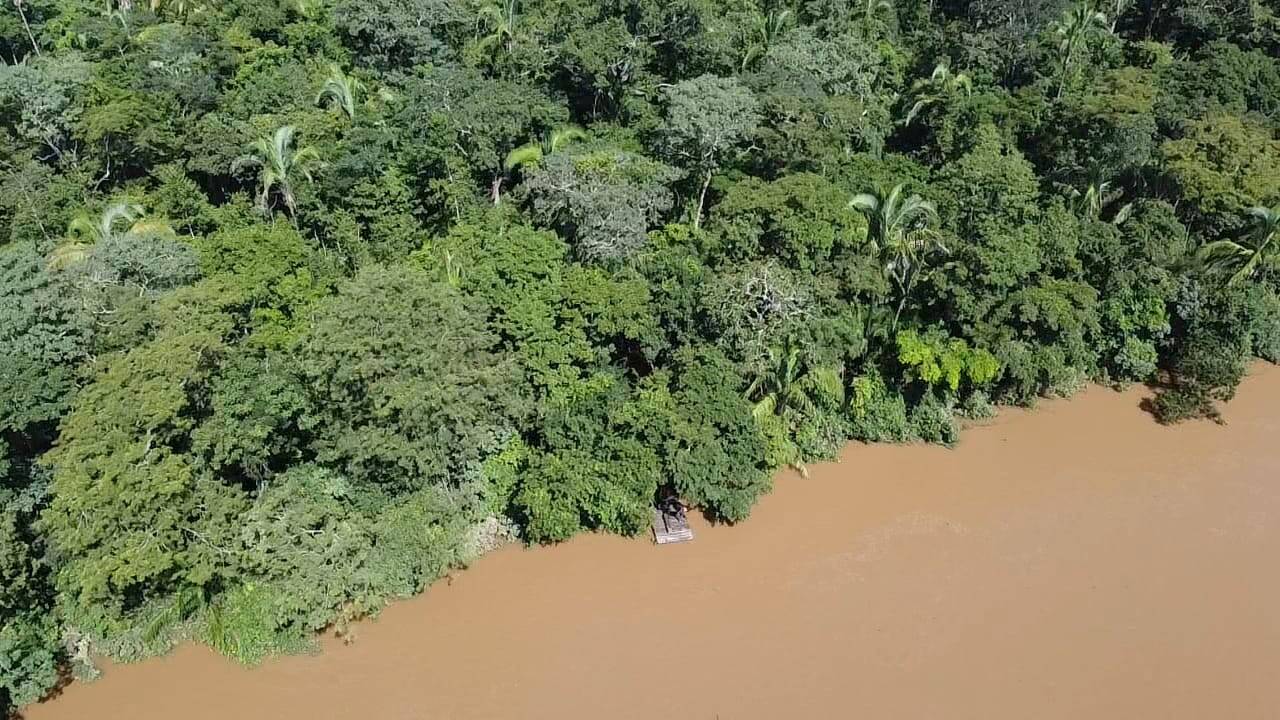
xmin=1 ymin=0 xmax=1278 ymax=711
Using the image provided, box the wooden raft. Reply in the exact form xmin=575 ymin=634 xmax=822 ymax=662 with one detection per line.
xmin=652 ymin=504 xmax=694 ymax=544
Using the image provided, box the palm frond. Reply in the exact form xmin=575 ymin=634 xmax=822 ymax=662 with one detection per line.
xmin=45 ymin=241 xmax=92 ymax=272
xmin=503 ymin=143 xmax=543 ymax=171
xmin=849 ymin=193 xmax=879 ymax=213
xmin=804 ymin=366 xmax=846 ymax=409
xmin=129 ymin=217 xmax=176 ymax=238
xmin=100 ymin=202 xmax=144 ymax=239
xmin=316 ymin=64 xmax=364 ymax=120
xmin=751 ymin=394 xmax=777 ymax=422
xmin=547 ymin=125 xmax=587 ymax=153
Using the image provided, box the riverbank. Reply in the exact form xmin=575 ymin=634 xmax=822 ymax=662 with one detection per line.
xmin=28 ymin=365 xmax=1280 ymax=720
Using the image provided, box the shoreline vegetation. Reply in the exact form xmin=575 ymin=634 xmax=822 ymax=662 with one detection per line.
xmin=25 ymin=363 xmax=1280 ymax=720
xmin=2 ymin=0 xmax=1279 ymax=712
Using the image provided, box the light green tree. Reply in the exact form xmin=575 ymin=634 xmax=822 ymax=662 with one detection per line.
xmin=661 ymin=75 xmax=760 ymax=229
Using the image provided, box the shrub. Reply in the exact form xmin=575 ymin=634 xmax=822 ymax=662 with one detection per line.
xmin=0 ymin=611 xmax=60 ymax=708
xmin=847 ymin=372 xmax=910 ymax=443
xmin=1155 ymin=331 xmax=1247 ymax=424
xmin=668 ymin=347 xmax=772 ymax=522
xmin=794 ymin=410 xmax=852 ymax=461
xmin=1246 ymin=285 xmax=1280 ymax=362
xmin=908 ymin=394 xmax=960 ymax=447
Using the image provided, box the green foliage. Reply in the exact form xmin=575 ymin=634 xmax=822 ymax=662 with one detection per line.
xmin=667 ymin=346 xmax=770 ymax=522
xmin=192 ymin=221 xmax=331 ymax=346
xmin=393 ymin=68 xmax=568 ymax=207
xmin=519 ymin=149 xmax=681 ymax=260
xmin=39 ymin=296 xmax=240 ymax=614
xmin=333 ymin=0 xmax=464 ymax=68
xmin=0 ymin=501 xmax=60 ymax=709
xmin=3 ymin=0 xmax=1280 ymax=703
xmin=907 ymin=393 xmax=959 ymax=447
xmin=1160 ymin=115 xmax=1280 ymax=234
xmin=1246 ymin=285 xmax=1280 ymax=362
xmin=293 ymin=264 xmax=527 ymax=500
xmin=1099 ymin=291 xmax=1169 ymax=381
xmin=514 ymin=372 xmax=668 ymax=541
xmin=936 ymin=124 xmax=1040 ymax=235
xmin=419 ymin=216 xmax=662 ymax=394
xmin=1156 ymin=278 xmax=1255 ymax=424
xmin=0 ymin=245 xmax=92 ymax=439
xmin=208 ymin=464 xmax=466 ymax=661
xmin=708 ymin=173 xmax=865 ymax=271
xmin=192 ymin=350 xmax=308 ymax=485
xmin=896 ymin=329 xmax=1000 ymax=395
xmin=0 ymin=608 xmax=60 ymax=708
xmin=660 ymin=74 xmax=760 ymax=226
xmin=847 ymin=372 xmax=911 ymax=443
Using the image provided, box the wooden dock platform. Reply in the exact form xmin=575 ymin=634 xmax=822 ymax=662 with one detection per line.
xmin=652 ymin=505 xmax=694 ymax=544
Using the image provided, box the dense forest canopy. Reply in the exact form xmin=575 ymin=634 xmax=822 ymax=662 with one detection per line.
xmin=3 ymin=0 xmax=1279 ymax=708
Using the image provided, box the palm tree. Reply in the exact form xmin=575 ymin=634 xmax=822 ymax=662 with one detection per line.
xmin=109 ymin=5 xmax=131 ymax=34
xmin=316 ymin=64 xmax=365 ymax=121
xmin=748 ymin=340 xmax=844 ymax=422
xmin=1068 ymin=177 xmax=1132 ymax=224
xmin=47 ymin=202 xmax=174 ymax=270
xmin=739 ymin=8 xmax=793 ymax=72
xmin=1199 ymin=205 xmax=1280 ymax=286
xmin=852 ymin=0 xmax=893 ymax=36
xmin=1107 ymin=0 xmax=1130 ymax=33
xmin=903 ymin=60 xmax=973 ymax=126
xmin=475 ymin=0 xmax=518 ymax=67
xmin=496 ymin=125 xmax=588 ymax=202
xmin=149 ymin=0 xmax=202 ymax=16
xmin=746 ymin=337 xmax=844 ymax=479
xmin=1051 ymin=1 xmax=1108 ymax=99
xmin=232 ymin=126 xmax=324 ymax=216
xmin=503 ymin=126 xmax=588 ymax=173
xmin=849 ymin=184 xmax=946 ymax=331
xmin=291 ymin=0 xmax=318 ymax=17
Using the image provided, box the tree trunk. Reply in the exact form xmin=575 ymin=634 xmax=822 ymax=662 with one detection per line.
xmin=14 ymin=0 xmax=41 ymax=57
xmin=491 ymin=175 xmax=503 ymax=205
xmin=1056 ymin=48 xmax=1072 ymax=99
xmin=891 ymin=271 xmax=913 ymax=333
xmin=891 ymin=294 xmax=908 ymax=334
xmin=694 ymin=169 xmax=712 ymax=230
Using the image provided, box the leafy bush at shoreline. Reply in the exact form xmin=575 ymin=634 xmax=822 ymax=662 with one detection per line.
xmin=2 ymin=0 xmax=1279 ymax=710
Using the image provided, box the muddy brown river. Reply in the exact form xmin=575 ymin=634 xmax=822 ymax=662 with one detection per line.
xmin=27 ymin=365 xmax=1280 ymax=719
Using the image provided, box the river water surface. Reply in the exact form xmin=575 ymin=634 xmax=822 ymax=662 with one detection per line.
xmin=28 ymin=365 xmax=1280 ymax=719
